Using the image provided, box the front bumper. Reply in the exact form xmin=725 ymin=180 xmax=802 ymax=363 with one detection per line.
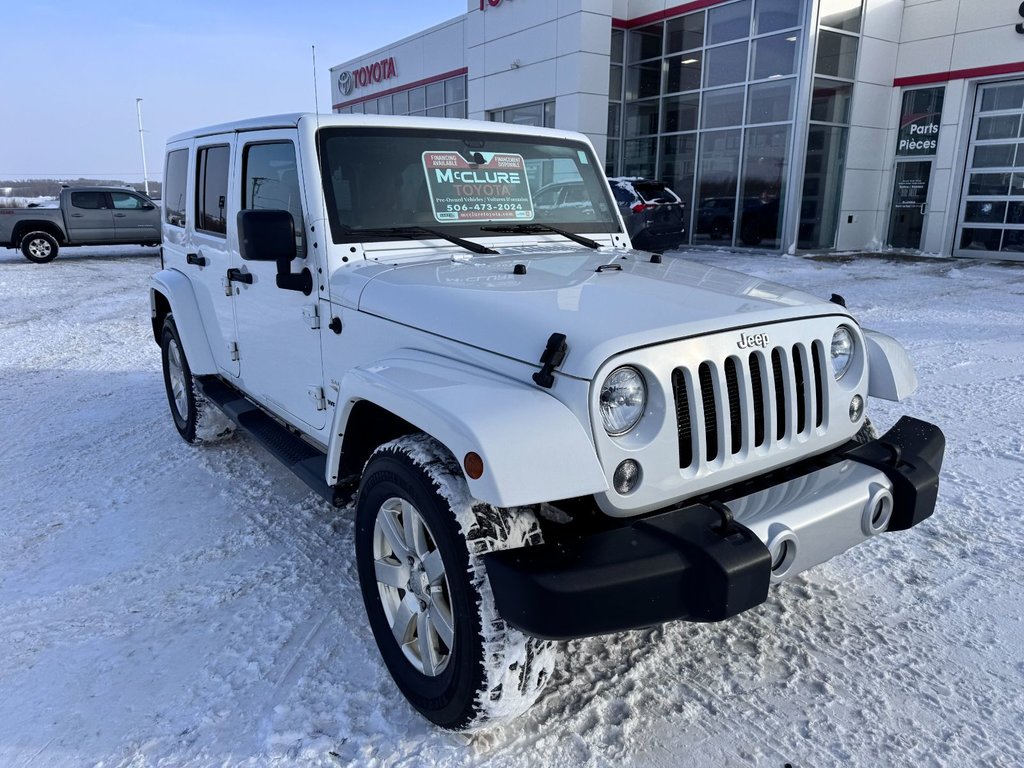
xmin=484 ymin=416 xmax=944 ymax=640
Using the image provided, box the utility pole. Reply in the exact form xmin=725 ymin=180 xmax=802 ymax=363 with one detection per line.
xmin=136 ymin=98 xmax=150 ymax=196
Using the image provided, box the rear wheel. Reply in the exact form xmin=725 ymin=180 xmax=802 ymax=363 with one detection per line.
xmin=355 ymin=434 xmax=556 ymax=730
xmin=160 ymin=316 xmax=234 ymax=444
xmin=20 ymin=231 xmax=59 ymax=263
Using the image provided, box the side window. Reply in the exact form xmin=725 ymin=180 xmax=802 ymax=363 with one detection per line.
xmin=71 ymin=191 xmax=108 ymax=210
xmin=164 ymin=149 xmax=188 ymax=227
xmin=242 ymin=141 xmax=305 ymax=257
xmin=111 ymin=192 xmax=146 ymax=210
xmin=196 ymin=145 xmax=230 ymax=236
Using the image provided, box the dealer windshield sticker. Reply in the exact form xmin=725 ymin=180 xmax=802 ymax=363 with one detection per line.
xmin=422 ymin=151 xmax=534 ymax=223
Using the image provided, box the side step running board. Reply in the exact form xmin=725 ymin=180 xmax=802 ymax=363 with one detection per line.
xmin=197 ymin=377 xmax=339 ymax=506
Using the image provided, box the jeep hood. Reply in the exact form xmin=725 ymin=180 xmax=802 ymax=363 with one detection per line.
xmin=353 ymin=248 xmax=849 ymax=379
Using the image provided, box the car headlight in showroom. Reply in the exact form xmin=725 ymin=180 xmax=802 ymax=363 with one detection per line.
xmin=600 ymin=366 xmax=647 ymax=435
xmin=831 ymin=326 xmax=855 ymax=380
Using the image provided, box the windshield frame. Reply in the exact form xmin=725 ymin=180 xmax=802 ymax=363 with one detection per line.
xmin=316 ymin=126 xmax=622 ymax=245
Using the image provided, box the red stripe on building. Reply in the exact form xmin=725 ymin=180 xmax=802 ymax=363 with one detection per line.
xmin=332 ymin=67 xmax=469 ymax=110
xmin=894 ymin=61 xmax=1024 ymax=88
xmin=612 ymin=0 xmax=729 ymax=30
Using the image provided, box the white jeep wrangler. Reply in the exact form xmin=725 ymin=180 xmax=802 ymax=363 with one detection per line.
xmin=150 ymin=113 xmax=944 ymax=730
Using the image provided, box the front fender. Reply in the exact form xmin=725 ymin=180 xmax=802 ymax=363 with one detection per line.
xmin=149 ymin=269 xmax=217 ymax=375
xmin=864 ymin=329 xmax=918 ymax=401
xmin=327 ymin=353 xmax=608 ymax=508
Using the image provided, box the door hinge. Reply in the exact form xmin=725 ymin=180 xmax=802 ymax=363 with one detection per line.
xmin=302 ymin=304 xmax=320 ymax=330
xmin=308 ymin=386 xmax=326 ymax=411
xmin=228 ymin=341 xmax=240 ymax=362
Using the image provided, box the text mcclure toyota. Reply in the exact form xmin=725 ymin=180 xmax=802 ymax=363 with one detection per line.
xmin=150 ymin=113 xmax=944 ymax=730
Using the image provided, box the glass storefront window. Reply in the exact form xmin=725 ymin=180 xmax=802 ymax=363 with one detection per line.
xmin=816 ymin=30 xmax=858 ymax=79
xmin=377 ymin=95 xmax=393 ymax=115
xmin=819 ymin=0 xmax=862 ymax=33
xmin=445 ymin=77 xmax=466 ymax=104
xmin=666 ymin=54 xmax=702 ymax=94
xmin=409 ymin=88 xmax=425 ymax=112
xmin=624 ymin=137 xmax=658 ymax=177
xmin=628 ymin=25 xmax=663 ymax=62
xmin=425 ymin=82 xmax=444 ymax=108
xmin=976 ymin=115 xmax=1021 ymax=141
xmin=964 ymin=201 xmax=1006 ymax=224
xmin=666 ymin=12 xmax=704 ymax=53
xmin=611 ymin=29 xmax=624 ymax=64
xmin=392 ymin=90 xmax=409 ymax=115
xmin=610 ymin=65 xmax=623 ymax=99
xmin=626 ymin=61 xmax=663 ymax=100
xmin=809 ymin=79 xmax=853 ymax=123
xmin=705 ymin=41 xmax=749 ymax=88
xmin=968 ymin=173 xmax=1010 ymax=196
xmin=663 ymin=94 xmax=700 ymax=133
xmin=708 ymin=0 xmax=751 ymax=45
xmin=702 ymin=86 xmax=746 ymax=129
xmin=750 ymin=33 xmax=799 ymax=80
xmin=659 ymin=133 xmax=698 ymax=233
xmin=754 ymin=0 xmax=801 ymax=35
xmin=747 ymin=79 xmax=794 ymax=124
xmin=625 ymin=100 xmax=661 ymax=136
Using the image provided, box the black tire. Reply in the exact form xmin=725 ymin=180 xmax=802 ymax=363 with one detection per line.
xmin=355 ymin=434 xmax=556 ymax=731
xmin=159 ymin=316 xmax=234 ymax=445
xmin=20 ymin=231 xmax=59 ymax=263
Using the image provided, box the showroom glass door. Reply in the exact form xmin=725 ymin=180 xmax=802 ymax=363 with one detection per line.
xmin=887 ymin=161 xmax=931 ymax=249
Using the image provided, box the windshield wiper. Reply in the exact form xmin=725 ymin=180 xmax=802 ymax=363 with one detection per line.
xmin=479 ymin=223 xmax=601 ymax=249
xmin=346 ymin=225 xmax=498 ymax=255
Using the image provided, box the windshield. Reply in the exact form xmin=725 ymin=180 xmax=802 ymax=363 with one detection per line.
xmin=317 ymin=127 xmax=621 ymax=243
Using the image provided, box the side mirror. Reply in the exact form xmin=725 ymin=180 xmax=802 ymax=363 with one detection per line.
xmin=236 ymin=209 xmax=311 ymax=295
xmin=237 ymin=209 xmax=296 ymax=262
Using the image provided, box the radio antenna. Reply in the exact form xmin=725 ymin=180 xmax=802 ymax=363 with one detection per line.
xmin=312 ymin=44 xmax=321 ymax=115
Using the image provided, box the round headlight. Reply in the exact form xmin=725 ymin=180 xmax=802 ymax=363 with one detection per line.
xmin=600 ymin=367 xmax=647 ymax=436
xmin=831 ymin=326 xmax=855 ymax=380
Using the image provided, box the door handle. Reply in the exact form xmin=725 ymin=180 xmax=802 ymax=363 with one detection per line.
xmin=919 ymin=204 xmax=927 ymax=215
xmin=70 ymin=213 xmax=84 ymax=217
xmin=114 ymin=213 xmax=127 ymax=218
xmin=226 ymin=267 xmax=253 ymax=284
xmin=186 ymin=252 xmax=207 ymax=267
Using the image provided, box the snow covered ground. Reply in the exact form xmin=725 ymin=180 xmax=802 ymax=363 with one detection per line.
xmin=1 ymin=244 xmax=1022 ymax=767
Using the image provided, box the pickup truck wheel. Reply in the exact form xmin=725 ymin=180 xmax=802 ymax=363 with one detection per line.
xmin=355 ymin=434 xmax=556 ymax=731
xmin=20 ymin=231 xmax=59 ymax=263
xmin=160 ymin=316 xmax=234 ymax=445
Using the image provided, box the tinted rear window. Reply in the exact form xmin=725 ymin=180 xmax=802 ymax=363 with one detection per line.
xmin=164 ymin=149 xmax=189 ymax=227
xmin=634 ymin=182 xmax=679 ymax=203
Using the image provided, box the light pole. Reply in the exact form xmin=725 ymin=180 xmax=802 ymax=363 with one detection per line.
xmin=136 ymin=98 xmax=150 ymax=197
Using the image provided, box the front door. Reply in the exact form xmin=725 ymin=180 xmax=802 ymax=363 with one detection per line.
xmin=887 ymin=161 xmax=932 ymax=249
xmin=110 ymin=191 xmax=160 ymax=243
xmin=230 ymin=132 xmax=326 ymax=431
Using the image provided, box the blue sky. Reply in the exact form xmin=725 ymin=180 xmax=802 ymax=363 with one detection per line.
xmin=0 ymin=0 xmax=467 ymax=182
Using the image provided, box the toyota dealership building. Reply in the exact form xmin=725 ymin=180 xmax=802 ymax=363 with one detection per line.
xmin=332 ymin=1 xmax=1024 ymax=260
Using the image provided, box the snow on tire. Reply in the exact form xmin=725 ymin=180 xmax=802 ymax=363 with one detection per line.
xmin=160 ymin=315 xmax=235 ymax=445
xmin=354 ymin=433 xmax=557 ymax=731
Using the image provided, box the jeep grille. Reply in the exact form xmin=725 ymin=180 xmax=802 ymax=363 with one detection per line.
xmin=672 ymin=342 xmax=827 ymax=469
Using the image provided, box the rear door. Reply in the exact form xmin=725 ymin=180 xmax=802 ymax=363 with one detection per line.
xmin=110 ymin=191 xmax=160 ymax=243
xmin=65 ymin=190 xmax=115 ymax=242
xmin=230 ymin=132 xmax=325 ymax=429
xmin=191 ymin=137 xmax=240 ymax=376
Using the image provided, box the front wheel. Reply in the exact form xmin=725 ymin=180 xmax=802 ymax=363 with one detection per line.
xmin=355 ymin=434 xmax=556 ymax=731
xmin=20 ymin=231 xmax=59 ymax=263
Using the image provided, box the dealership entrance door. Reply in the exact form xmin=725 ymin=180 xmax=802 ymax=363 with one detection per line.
xmin=887 ymin=161 xmax=931 ymax=249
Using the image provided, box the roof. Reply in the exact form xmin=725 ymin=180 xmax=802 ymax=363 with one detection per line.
xmin=166 ymin=113 xmax=591 ymax=145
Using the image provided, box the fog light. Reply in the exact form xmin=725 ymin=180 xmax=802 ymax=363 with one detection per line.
xmin=613 ymin=459 xmax=642 ymax=495
xmin=849 ymin=395 xmax=864 ymax=422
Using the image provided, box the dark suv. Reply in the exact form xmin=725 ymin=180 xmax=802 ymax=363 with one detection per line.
xmin=608 ymin=178 xmax=687 ymax=251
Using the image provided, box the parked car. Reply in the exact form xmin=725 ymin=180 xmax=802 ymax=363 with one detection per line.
xmin=695 ymin=196 xmax=736 ymax=241
xmin=0 ymin=186 xmax=161 ymax=263
xmin=608 ymin=177 xmax=687 ymax=251
xmin=152 ymin=113 xmax=943 ymax=731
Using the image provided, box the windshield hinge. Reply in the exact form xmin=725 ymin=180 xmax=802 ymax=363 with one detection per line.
xmin=303 ymin=304 xmax=320 ymax=329
xmin=308 ymin=386 xmax=327 ymax=411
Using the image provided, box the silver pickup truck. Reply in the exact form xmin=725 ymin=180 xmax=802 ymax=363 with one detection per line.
xmin=0 ymin=186 xmax=161 ymax=263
